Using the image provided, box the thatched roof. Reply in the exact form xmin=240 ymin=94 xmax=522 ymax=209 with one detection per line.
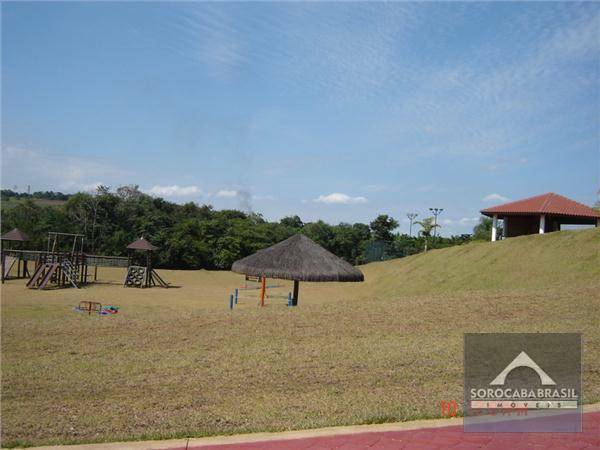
xmin=1 ymin=228 xmax=29 ymax=241
xmin=231 ymin=234 xmax=364 ymax=282
xmin=127 ymin=237 xmax=158 ymax=251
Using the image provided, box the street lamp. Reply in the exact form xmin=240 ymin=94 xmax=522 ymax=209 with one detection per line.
xmin=407 ymin=213 xmax=418 ymax=237
xmin=429 ymin=208 xmax=444 ymax=237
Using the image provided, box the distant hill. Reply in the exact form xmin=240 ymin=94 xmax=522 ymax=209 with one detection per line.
xmin=0 ymin=196 xmax=67 ymax=210
xmin=1 ymin=190 xmax=70 ymax=210
xmin=362 ymin=228 xmax=599 ymax=296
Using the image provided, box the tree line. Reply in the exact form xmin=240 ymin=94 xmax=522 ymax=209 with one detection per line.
xmin=1 ymin=189 xmax=71 ymax=201
xmin=1 ymin=186 xmax=493 ymax=269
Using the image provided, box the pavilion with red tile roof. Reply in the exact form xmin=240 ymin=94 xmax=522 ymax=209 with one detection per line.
xmin=480 ymin=192 xmax=600 ymax=241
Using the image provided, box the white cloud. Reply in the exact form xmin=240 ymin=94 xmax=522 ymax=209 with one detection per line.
xmin=217 ymin=189 xmax=238 ymax=198
xmin=147 ymin=185 xmax=200 ymax=197
xmin=314 ymin=193 xmax=368 ymax=205
xmin=459 ymin=217 xmax=480 ymax=226
xmin=1 ymin=146 xmax=128 ymax=193
xmin=482 ymin=193 xmax=509 ymax=203
xmin=80 ymin=181 xmax=105 ymax=192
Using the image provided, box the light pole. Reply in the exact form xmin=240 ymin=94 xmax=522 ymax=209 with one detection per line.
xmin=429 ymin=208 xmax=444 ymax=237
xmin=407 ymin=213 xmax=418 ymax=237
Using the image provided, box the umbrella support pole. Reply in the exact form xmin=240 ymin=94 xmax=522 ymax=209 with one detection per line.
xmin=292 ymin=280 xmax=299 ymax=306
xmin=260 ymin=276 xmax=266 ymax=307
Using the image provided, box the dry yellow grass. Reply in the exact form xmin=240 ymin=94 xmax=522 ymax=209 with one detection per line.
xmin=1 ymin=229 xmax=599 ymax=447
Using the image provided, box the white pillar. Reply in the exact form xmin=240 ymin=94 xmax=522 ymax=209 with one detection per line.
xmin=539 ymin=214 xmax=545 ymax=234
xmin=491 ymin=215 xmax=498 ymax=242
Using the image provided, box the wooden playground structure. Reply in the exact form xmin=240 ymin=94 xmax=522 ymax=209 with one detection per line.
xmin=1 ymin=228 xmax=31 ymax=283
xmin=0 ymin=230 xmax=168 ymax=290
xmin=123 ymin=237 xmax=169 ymax=288
xmin=26 ymin=232 xmax=89 ymax=289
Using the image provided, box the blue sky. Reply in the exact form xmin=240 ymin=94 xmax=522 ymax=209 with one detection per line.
xmin=2 ymin=2 xmax=599 ymax=235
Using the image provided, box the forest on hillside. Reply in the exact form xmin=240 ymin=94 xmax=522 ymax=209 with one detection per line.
xmin=1 ymin=186 xmax=486 ymax=269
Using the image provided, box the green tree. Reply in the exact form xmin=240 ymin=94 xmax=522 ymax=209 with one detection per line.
xmin=0 ymin=188 xmax=475 ymax=270
xmin=472 ymin=217 xmax=502 ymax=241
xmin=330 ymin=223 xmax=370 ymax=264
xmin=280 ymin=215 xmax=303 ymax=229
xmin=302 ymin=220 xmax=334 ymax=249
xmin=369 ymin=214 xmax=399 ymax=242
xmin=414 ymin=217 xmax=440 ymax=252
xmin=390 ymin=234 xmax=422 ymax=258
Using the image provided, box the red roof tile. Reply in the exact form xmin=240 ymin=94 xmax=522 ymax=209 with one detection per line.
xmin=481 ymin=193 xmax=600 ymax=218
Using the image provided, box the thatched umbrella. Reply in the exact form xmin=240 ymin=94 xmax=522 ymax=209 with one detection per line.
xmin=231 ymin=234 xmax=364 ymax=305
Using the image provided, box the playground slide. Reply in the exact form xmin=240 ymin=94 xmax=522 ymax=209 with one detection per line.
xmin=26 ymin=264 xmax=46 ymax=288
xmin=151 ymin=269 xmax=169 ymax=288
xmin=38 ymin=264 xmax=59 ymax=289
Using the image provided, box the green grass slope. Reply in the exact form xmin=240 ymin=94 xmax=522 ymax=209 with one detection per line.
xmin=363 ymin=228 xmax=599 ymax=296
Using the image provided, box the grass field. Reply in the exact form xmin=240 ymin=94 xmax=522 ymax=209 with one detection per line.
xmin=1 ymin=229 xmax=599 ymax=447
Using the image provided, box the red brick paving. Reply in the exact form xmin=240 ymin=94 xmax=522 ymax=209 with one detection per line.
xmin=180 ymin=411 xmax=600 ymax=449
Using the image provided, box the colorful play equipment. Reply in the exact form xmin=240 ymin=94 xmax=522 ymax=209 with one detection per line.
xmin=74 ymin=301 xmax=119 ymax=316
xmin=229 ymin=275 xmax=293 ymax=309
xmin=100 ymin=305 xmax=120 ymax=315
xmin=74 ymin=301 xmax=103 ymax=315
xmin=1 ymin=228 xmax=31 ymax=283
xmin=124 ymin=237 xmax=169 ymax=288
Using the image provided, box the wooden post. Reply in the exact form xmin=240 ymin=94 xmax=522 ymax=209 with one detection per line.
xmin=146 ymin=252 xmax=151 ymax=288
xmin=260 ymin=276 xmax=266 ymax=307
xmin=292 ymin=280 xmax=299 ymax=306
